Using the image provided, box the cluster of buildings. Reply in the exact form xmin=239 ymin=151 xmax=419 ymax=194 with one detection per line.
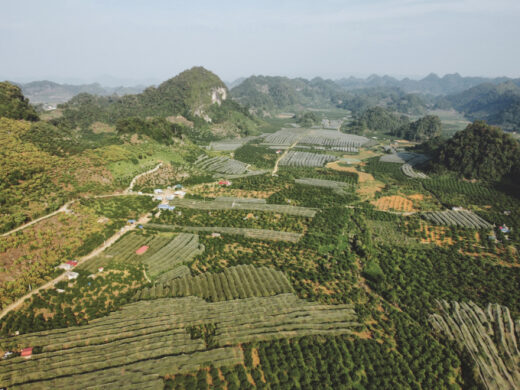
xmin=154 ymin=184 xmax=187 ymax=211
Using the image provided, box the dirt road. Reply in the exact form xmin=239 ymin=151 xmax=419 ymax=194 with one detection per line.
xmin=126 ymin=162 xmax=163 ymax=193
xmin=271 ymin=141 xmax=299 ymax=176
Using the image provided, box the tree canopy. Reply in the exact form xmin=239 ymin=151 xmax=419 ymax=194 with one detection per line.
xmin=0 ymin=82 xmax=39 ymax=121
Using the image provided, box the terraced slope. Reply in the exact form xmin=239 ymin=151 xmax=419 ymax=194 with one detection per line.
xmin=430 ymin=300 xmax=520 ymax=390
xmin=135 ymin=265 xmax=294 ymax=302
xmin=168 ymin=197 xmax=317 ymax=217
xmin=0 ymin=294 xmax=358 ymax=389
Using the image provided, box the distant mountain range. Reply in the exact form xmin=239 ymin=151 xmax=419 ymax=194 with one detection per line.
xmin=12 ymin=80 xmax=146 ymax=105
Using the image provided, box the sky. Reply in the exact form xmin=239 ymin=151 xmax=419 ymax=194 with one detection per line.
xmin=1 ymin=0 xmax=520 ymax=86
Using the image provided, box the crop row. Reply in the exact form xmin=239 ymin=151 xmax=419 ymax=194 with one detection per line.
xmin=155 ymin=265 xmax=190 ymax=283
xmin=146 ymin=224 xmax=303 ymax=242
xmin=262 ymin=129 xmax=368 ymax=149
xmin=401 ymin=163 xmax=428 ymax=179
xmin=135 ymin=264 xmax=294 ymax=302
xmin=295 ymin=177 xmax=355 ymax=190
xmin=379 ymin=152 xmax=426 ymax=164
xmin=429 ymin=300 xmax=520 ymax=390
xmin=0 ymin=294 xmax=358 ymax=388
xmin=169 ymin=197 xmax=316 ymax=217
xmin=142 ymin=233 xmax=204 ymax=278
xmin=208 ymin=136 xmax=259 ymax=151
xmin=194 ymin=155 xmax=249 ymax=175
xmin=423 ymin=210 xmax=492 ymax=229
xmin=279 ymin=151 xmax=337 ymax=167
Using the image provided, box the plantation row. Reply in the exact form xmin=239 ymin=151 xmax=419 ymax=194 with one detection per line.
xmin=295 ymin=177 xmax=355 ymax=192
xmin=429 ymin=300 xmax=520 ymax=390
xmin=146 ymin=224 xmax=303 ymax=243
xmin=379 ymin=152 xmax=425 ymax=164
xmin=423 ymin=210 xmax=492 ymax=229
xmin=135 ymin=265 xmax=294 ymax=302
xmin=156 ymin=265 xmax=190 ymax=283
xmin=209 ymin=136 xmax=259 ymax=151
xmin=401 ymin=163 xmax=428 ymax=179
xmin=141 ymin=233 xmax=204 ymax=279
xmin=169 ymin=197 xmax=317 ymax=217
xmin=194 ymin=155 xmax=249 ymax=175
xmin=0 ymin=294 xmax=358 ymax=388
xmin=262 ymin=129 xmax=368 ymax=149
xmin=279 ymin=151 xmax=337 ymax=167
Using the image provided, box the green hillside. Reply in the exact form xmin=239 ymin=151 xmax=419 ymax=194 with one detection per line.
xmin=0 ymin=82 xmax=39 ymax=121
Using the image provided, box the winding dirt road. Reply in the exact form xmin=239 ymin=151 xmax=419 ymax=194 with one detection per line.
xmin=271 ymin=141 xmax=299 ymax=176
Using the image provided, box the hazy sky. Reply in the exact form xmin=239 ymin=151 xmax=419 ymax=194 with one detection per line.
xmin=2 ymin=0 xmax=519 ymax=85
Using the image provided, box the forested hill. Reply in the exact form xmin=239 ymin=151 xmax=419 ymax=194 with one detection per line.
xmin=434 ymin=121 xmax=520 ymax=181
xmin=442 ymin=81 xmax=520 ymax=131
xmin=0 ymin=82 xmax=39 ymax=121
xmin=230 ymin=75 xmax=343 ymax=111
xmin=55 ymin=67 xmax=260 ymax=140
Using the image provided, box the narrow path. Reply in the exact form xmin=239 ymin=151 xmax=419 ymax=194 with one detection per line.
xmin=271 ymin=141 xmax=298 ymax=176
xmin=125 ymin=162 xmax=163 ymax=193
xmin=0 ymin=213 xmax=151 ymax=320
xmin=1 ymin=163 xmax=162 ymax=238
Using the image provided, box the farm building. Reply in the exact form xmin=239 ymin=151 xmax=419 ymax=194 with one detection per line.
xmin=128 ymin=219 xmax=136 ymax=224
xmin=154 ymin=189 xmax=163 ymax=194
xmin=154 ymin=196 xmax=163 ymax=201
xmin=135 ymin=245 xmax=149 ymax=255
xmin=499 ymin=225 xmax=510 ymax=233
xmin=218 ymin=180 xmax=232 ymax=186
xmin=174 ymin=191 xmax=186 ymax=198
xmin=57 ymin=263 xmax=73 ymax=271
xmin=56 ymin=289 xmax=65 ymax=293
xmin=66 ymin=260 xmax=78 ymax=267
xmin=66 ymin=272 xmax=79 ymax=280
xmin=211 ymin=232 xmax=221 ymax=237
xmin=98 ymin=267 xmax=104 ymax=272
xmin=166 ymin=195 xmax=175 ymax=201
xmin=174 ymin=184 xmax=183 ymax=189
xmin=20 ymin=348 xmax=32 ymax=358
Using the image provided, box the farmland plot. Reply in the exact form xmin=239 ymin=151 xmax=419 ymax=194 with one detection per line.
xmin=262 ymin=129 xmax=368 ymax=151
xmin=423 ymin=210 xmax=492 ymax=229
xmin=135 ymin=264 xmax=294 ymax=302
xmin=146 ymin=224 xmax=303 ymax=242
xmin=430 ymin=300 xmax=520 ymax=390
xmin=0 ymin=294 xmax=358 ymax=389
xmin=279 ymin=151 xmax=337 ymax=167
xmin=169 ymin=197 xmax=316 ymax=217
xmin=194 ymin=155 xmax=249 ymax=175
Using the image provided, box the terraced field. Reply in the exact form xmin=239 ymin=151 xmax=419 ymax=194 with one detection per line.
xmin=0 ymin=294 xmax=358 ymax=389
xmin=430 ymin=300 xmax=520 ymax=390
xmin=135 ymin=265 xmax=294 ymax=302
xmin=78 ymin=232 xmax=204 ymax=278
xmin=423 ymin=210 xmax=492 ymax=229
xmin=279 ymin=151 xmax=337 ymax=167
xmin=168 ymin=197 xmax=317 ymax=217
xmin=146 ymin=224 xmax=303 ymax=242
xmin=194 ymin=155 xmax=249 ymax=175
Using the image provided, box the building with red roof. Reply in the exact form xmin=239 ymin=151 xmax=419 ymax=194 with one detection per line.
xmin=21 ymin=347 xmax=32 ymax=358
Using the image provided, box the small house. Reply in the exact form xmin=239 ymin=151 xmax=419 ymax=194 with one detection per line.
xmin=154 ymin=189 xmax=163 ymax=194
xmin=98 ymin=267 xmax=104 ymax=272
xmin=499 ymin=225 xmax=510 ymax=233
xmin=276 ymin=150 xmax=283 ymax=154
xmin=128 ymin=219 xmax=136 ymax=224
xmin=66 ymin=272 xmax=79 ymax=280
xmin=66 ymin=260 xmax=78 ymax=268
xmin=158 ymin=204 xmax=170 ymax=210
xmin=211 ymin=232 xmax=221 ymax=237
xmin=174 ymin=184 xmax=183 ymax=189
xmin=2 ymin=351 xmax=13 ymax=360
xmin=166 ymin=195 xmax=175 ymax=200
xmin=174 ymin=191 xmax=186 ymax=198
xmin=57 ymin=263 xmax=73 ymax=271
xmin=56 ymin=288 xmax=65 ymax=293
xmin=137 ymin=191 xmax=143 ymax=195
xmin=218 ymin=180 xmax=232 ymax=187
xmin=138 ymin=225 xmax=144 ymax=229
xmin=21 ymin=347 xmax=32 ymax=359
